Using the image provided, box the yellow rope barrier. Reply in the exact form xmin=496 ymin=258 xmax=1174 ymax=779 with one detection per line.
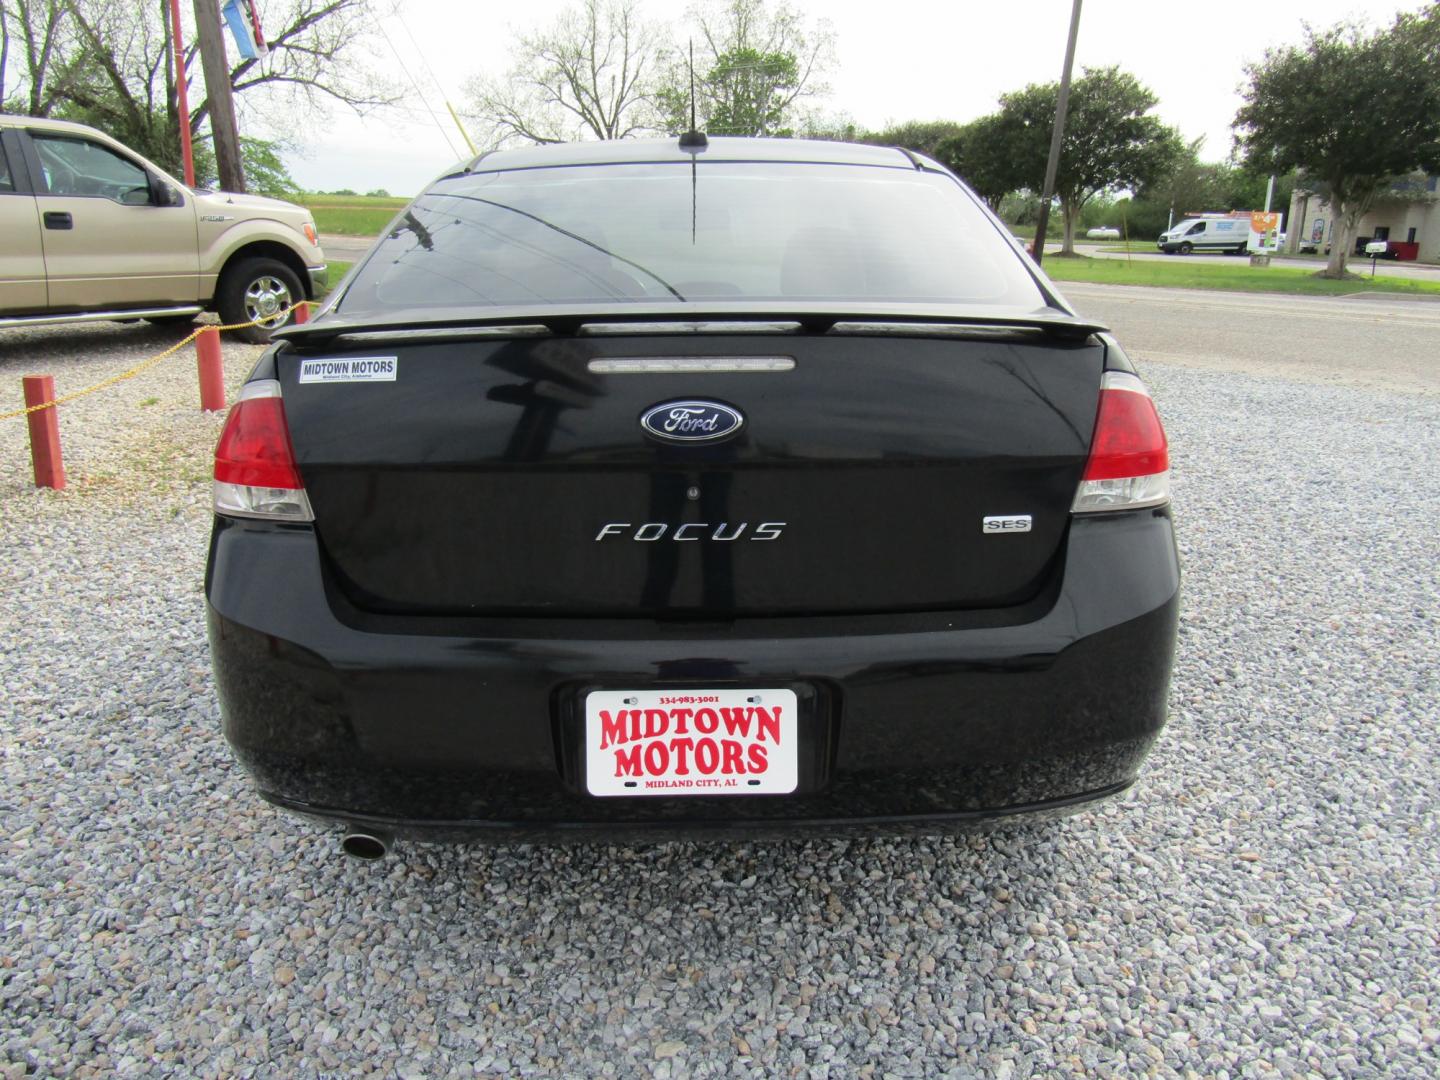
xmin=0 ymin=302 xmax=312 ymax=422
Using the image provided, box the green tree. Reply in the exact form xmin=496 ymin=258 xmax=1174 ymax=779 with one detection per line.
xmin=1120 ymin=133 xmax=1298 ymax=239
xmin=1125 ymin=139 xmax=1231 ymax=236
xmin=700 ymin=46 xmax=799 ymax=135
xmin=935 ymin=115 xmax=1027 ymax=211
xmin=794 ymin=113 xmax=859 ymax=142
xmin=993 ymin=66 xmax=1183 ymax=254
xmin=658 ymin=0 xmax=834 ymax=137
xmin=854 ymin=117 xmax=1023 ymax=206
xmin=237 ymin=137 xmax=300 ymax=199
xmin=1235 ymin=9 xmax=1440 ymax=277
xmin=1132 ymin=138 xmax=1219 ymax=229
xmin=1221 ymin=168 xmax=1295 ymax=218
xmin=179 ymin=137 xmax=297 ymax=198
xmin=998 ymin=190 xmax=1041 ymax=227
xmin=1077 ymin=193 xmax=1119 ymax=230
xmin=858 ymin=119 xmax=963 ymax=157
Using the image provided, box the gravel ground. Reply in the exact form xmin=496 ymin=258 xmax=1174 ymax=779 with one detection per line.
xmin=1 ymin=322 xmax=1438 ymax=1078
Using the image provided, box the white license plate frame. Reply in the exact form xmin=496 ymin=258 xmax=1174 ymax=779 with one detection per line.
xmin=584 ymin=688 xmax=799 ymax=797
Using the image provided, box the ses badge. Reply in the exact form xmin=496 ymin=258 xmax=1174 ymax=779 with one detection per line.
xmin=298 ymin=357 xmax=398 ymax=384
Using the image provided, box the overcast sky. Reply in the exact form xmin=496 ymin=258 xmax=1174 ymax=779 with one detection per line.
xmin=275 ymin=0 xmax=1432 ymax=196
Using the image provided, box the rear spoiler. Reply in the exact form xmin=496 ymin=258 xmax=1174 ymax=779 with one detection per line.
xmin=274 ymin=301 xmax=1107 ymax=348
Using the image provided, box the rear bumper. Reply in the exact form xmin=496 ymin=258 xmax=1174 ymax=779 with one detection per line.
xmin=205 ymin=510 xmax=1180 ymax=839
xmin=267 ymin=780 xmax=1135 ymax=843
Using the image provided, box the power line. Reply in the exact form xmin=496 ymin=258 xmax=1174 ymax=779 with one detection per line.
xmin=378 ymin=18 xmax=461 ymax=159
xmin=396 ymin=13 xmax=452 ymax=112
xmin=396 ymin=11 xmax=476 ymax=155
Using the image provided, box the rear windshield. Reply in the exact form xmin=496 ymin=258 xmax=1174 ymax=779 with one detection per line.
xmin=338 ymin=161 xmax=1046 ymax=314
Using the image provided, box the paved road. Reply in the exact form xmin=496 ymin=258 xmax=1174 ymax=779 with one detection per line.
xmin=320 ymin=234 xmax=375 ymax=262
xmin=1061 ymin=282 xmax=1440 ymax=395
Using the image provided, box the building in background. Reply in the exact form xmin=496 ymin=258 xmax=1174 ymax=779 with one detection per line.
xmin=1286 ymin=174 xmax=1439 ymax=261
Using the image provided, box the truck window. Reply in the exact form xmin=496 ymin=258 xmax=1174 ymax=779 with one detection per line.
xmin=32 ymin=135 xmax=151 ymax=204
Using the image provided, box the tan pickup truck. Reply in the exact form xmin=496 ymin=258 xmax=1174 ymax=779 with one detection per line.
xmin=0 ymin=115 xmax=326 ymax=343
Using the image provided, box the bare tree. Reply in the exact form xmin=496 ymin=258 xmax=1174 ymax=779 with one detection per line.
xmin=0 ymin=1 xmax=396 ymax=157
xmin=0 ymin=0 xmax=82 ymax=116
xmin=0 ymin=2 xmax=10 ymax=105
xmin=203 ymin=0 xmax=398 ymax=134
xmin=465 ymin=0 xmax=665 ymax=147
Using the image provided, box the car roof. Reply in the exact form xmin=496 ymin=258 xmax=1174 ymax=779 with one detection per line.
xmin=463 ymin=136 xmax=924 ymax=175
xmin=0 ymin=114 xmax=102 ymax=137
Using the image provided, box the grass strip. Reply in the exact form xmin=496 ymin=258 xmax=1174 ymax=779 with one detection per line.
xmin=1040 ymin=256 xmax=1440 ymax=297
xmin=300 ymin=193 xmax=408 ymax=238
xmin=308 ymin=208 xmax=400 ymax=237
xmin=316 ymin=262 xmax=352 ymax=299
xmin=301 ymin=194 xmax=409 ymax=208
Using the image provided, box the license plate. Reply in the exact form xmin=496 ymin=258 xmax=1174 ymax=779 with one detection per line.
xmin=584 ymin=688 xmax=799 ymax=797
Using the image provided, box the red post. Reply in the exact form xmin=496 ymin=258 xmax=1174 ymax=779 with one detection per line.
xmin=168 ymin=0 xmax=196 ymax=187
xmin=23 ymin=376 xmax=66 ymax=490
xmin=196 ymin=327 xmax=226 ymax=412
xmin=293 ymin=301 xmax=310 ymax=324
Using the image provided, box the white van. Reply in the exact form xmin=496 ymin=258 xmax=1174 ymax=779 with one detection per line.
xmin=1157 ymin=217 xmax=1250 ymax=255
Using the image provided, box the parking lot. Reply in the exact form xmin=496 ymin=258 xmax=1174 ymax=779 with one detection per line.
xmin=1 ymin=289 xmax=1437 ymax=1076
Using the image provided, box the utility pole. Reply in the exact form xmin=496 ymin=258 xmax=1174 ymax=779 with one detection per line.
xmin=1030 ymin=0 xmax=1083 ymax=267
xmin=193 ymin=0 xmax=246 ymax=192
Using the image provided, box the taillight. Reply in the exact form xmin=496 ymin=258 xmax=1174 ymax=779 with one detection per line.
xmin=1072 ymin=371 xmax=1170 ymax=512
xmin=213 ymin=380 xmax=314 ymax=521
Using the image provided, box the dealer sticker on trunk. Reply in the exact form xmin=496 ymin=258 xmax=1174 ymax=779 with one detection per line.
xmin=298 ymin=357 xmax=398 ymax=383
xmin=584 ymin=689 xmax=799 ymax=797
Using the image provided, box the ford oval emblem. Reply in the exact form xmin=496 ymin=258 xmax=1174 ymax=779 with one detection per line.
xmin=640 ymin=399 xmax=744 ymax=444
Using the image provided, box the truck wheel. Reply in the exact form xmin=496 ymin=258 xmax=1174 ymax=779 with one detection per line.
xmin=217 ymin=257 xmax=304 ymax=345
xmin=1178 ymin=242 xmax=1193 ymax=256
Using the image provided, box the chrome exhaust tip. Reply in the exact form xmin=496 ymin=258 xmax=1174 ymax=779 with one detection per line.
xmin=340 ymin=829 xmax=391 ymax=861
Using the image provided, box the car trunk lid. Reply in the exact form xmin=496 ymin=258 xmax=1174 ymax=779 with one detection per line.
xmin=277 ymin=329 xmax=1102 ymax=616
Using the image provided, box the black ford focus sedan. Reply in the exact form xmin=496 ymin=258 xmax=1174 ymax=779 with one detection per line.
xmin=204 ymin=137 xmax=1178 ymax=857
